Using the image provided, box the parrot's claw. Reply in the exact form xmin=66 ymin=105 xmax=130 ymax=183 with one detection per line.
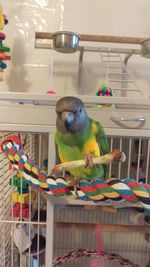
xmin=73 ymin=177 xmax=80 ymax=195
xmin=49 ymin=171 xmax=57 ymax=179
xmin=66 ymin=175 xmax=76 ymax=186
xmin=84 ymin=153 xmax=94 ymax=168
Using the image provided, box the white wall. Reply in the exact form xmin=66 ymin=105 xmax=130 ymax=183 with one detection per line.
xmin=1 ymin=0 xmax=150 ymax=96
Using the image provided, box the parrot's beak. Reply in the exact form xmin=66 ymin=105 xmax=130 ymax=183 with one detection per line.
xmin=61 ymin=111 xmax=75 ymax=129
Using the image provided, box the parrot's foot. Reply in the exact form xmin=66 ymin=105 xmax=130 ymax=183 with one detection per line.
xmin=65 ymin=175 xmax=80 ymax=191
xmin=49 ymin=170 xmax=59 ymax=179
xmin=66 ymin=176 xmax=80 ymax=193
xmin=66 ymin=175 xmax=76 ymax=186
xmin=84 ymin=153 xmax=94 ymax=168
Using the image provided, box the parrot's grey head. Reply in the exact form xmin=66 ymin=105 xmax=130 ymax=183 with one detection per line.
xmin=56 ymin=96 xmax=89 ymax=134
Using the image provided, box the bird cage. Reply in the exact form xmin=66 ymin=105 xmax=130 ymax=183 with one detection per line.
xmin=0 ymin=30 xmax=150 ymax=267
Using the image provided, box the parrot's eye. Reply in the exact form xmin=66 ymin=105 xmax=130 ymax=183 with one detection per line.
xmin=79 ymin=107 xmax=82 ymax=113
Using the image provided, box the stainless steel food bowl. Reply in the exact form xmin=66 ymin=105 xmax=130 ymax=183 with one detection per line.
xmin=141 ymin=38 xmax=150 ymax=58
xmin=52 ymin=31 xmax=80 ymax=53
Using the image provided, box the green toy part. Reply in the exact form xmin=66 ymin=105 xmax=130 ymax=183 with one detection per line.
xmin=0 ymin=45 xmax=10 ymax=52
xmin=10 ymin=174 xmax=29 ymax=190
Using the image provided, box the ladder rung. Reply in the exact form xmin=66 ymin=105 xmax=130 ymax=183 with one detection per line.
xmin=100 ymin=54 xmax=122 ymax=58
xmin=102 ymin=60 xmax=123 ymax=63
xmin=107 ymin=73 xmax=130 ymax=76
xmin=109 ymin=79 xmax=135 ymax=83
xmin=103 ymin=66 xmax=124 ymax=69
xmin=113 ymin=88 xmax=142 ymax=92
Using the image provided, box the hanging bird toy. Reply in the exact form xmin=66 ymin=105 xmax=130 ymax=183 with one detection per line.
xmin=0 ymin=4 xmax=10 ymax=80
xmin=96 ymin=84 xmax=114 ymax=108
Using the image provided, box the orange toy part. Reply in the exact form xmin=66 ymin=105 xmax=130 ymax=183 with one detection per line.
xmin=0 ymin=51 xmax=10 ymax=60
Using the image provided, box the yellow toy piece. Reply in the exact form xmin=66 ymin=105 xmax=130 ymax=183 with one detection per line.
xmin=18 ymin=193 xmax=29 ymax=203
xmin=10 ymin=191 xmax=36 ymax=204
xmin=10 ymin=191 xmax=19 ymax=203
xmin=15 ymin=170 xmax=23 ymax=178
xmin=0 ymin=4 xmax=4 ymax=30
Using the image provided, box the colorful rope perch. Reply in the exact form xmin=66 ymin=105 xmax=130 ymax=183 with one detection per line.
xmin=1 ymin=135 xmax=150 ymax=209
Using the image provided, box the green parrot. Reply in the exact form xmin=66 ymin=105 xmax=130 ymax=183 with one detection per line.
xmin=54 ymin=96 xmax=109 ymax=181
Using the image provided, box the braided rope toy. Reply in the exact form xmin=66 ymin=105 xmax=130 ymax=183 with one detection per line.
xmin=53 ymin=248 xmax=139 ymax=267
xmin=1 ymin=135 xmax=150 ymax=209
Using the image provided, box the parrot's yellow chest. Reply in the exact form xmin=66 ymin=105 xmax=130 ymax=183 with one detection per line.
xmin=82 ymin=121 xmax=101 ymax=157
xmin=82 ymin=137 xmax=100 ymax=157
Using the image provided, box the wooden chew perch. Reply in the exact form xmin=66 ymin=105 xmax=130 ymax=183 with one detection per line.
xmin=52 ymin=149 xmax=126 ymax=173
xmin=35 ymin=32 xmax=144 ymax=44
xmin=55 ymin=222 xmax=150 ymax=233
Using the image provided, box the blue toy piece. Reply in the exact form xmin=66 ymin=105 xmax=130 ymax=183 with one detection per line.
xmin=0 ymin=61 xmax=7 ymax=68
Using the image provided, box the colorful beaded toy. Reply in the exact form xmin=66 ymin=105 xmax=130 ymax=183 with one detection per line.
xmin=0 ymin=4 xmax=10 ymax=80
xmin=96 ymin=84 xmax=114 ymax=108
xmin=10 ymin=172 xmax=30 ymax=218
xmin=7 ymin=135 xmax=36 ymax=219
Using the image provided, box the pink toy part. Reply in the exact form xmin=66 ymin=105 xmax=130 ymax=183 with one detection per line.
xmin=0 ymin=32 xmax=5 ymax=40
xmin=10 ymin=203 xmax=29 ymax=218
xmin=47 ymin=90 xmax=56 ymax=94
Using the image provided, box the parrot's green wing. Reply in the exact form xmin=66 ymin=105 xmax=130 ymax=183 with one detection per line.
xmin=91 ymin=119 xmax=109 ymax=178
xmin=55 ymin=143 xmax=61 ymax=164
xmin=94 ymin=120 xmax=109 ymax=156
xmin=54 ymin=132 xmax=61 ymax=164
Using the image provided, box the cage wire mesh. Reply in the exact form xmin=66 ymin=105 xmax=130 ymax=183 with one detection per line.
xmin=0 ymin=132 xmax=47 ymax=267
xmin=0 ymin=132 xmax=150 ymax=267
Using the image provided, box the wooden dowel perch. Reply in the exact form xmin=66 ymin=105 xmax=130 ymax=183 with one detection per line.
xmin=35 ymin=31 xmax=144 ymax=45
xmin=55 ymin=222 xmax=150 ymax=233
xmin=52 ymin=149 xmax=126 ymax=173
